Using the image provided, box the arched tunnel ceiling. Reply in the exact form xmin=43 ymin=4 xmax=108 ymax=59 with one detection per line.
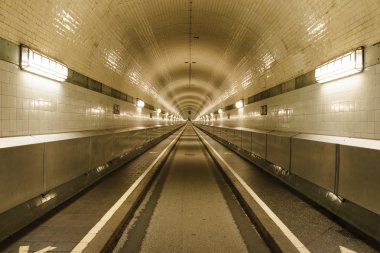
xmin=1 ymin=0 xmax=380 ymax=118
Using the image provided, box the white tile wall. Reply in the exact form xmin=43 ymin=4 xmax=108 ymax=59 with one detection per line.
xmin=209 ymin=63 xmax=380 ymax=140
xmin=0 ymin=60 xmax=174 ymax=137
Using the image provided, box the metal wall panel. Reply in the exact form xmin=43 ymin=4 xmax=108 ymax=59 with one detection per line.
xmin=217 ymin=127 xmax=222 ymax=138
xmin=340 ymin=145 xmax=380 ymax=215
xmin=226 ymin=128 xmax=234 ymax=144
xmin=251 ymin=131 xmax=268 ymax=159
xmin=114 ymin=131 xmax=133 ymax=157
xmin=241 ymin=131 xmax=251 ymax=152
xmin=232 ymin=130 xmax=241 ymax=148
xmin=291 ymin=136 xmax=336 ymax=191
xmin=90 ymin=133 xmax=114 ymax=169
xmin=44 ymin=138 xmax=90 ymax=191
xmin=214 ymin=127 xmax=220 ymax=138
xmin=147 ymin=127 xmax=154 ymax=141
xmin=0 ymin=144 xmax=44 ymax=213
xmin=0 ymin=124 xmax=181 ymax=214
xmin=128 ymin=130 xmax=137 ymax=150
xmin=219 ymin=128 xmax=225 ymax=139
xmin=266 ymin=131 xmax=296 ymax=170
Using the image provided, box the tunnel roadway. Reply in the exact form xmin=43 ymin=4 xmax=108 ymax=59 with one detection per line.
xmin=0 ymin=123 xmax=378 ymax=253
xmin=112 ymin=124 xmax=270 ymax=253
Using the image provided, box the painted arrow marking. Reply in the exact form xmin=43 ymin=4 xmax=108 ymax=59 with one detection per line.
xmin=19 ymin=245 xmax=57 ymax=253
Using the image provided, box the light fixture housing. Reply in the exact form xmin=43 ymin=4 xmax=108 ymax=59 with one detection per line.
xmin=136 ymin=99 xmax=145 ymax=108
xmin=20 ymin=45 xmax=68 ymax=81
xmin=218 ymin=108 xmax=223 ymax=114
xmin=315 ymin=47 xmax=364 ymax=83
xmin=235 ymin=99 xmax=244 ymax=109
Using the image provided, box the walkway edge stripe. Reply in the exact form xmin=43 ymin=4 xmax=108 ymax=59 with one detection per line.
xmin=196 ymin=128 xmax=310 ymax=253
xmin=71 ymin=127 xmax=185 ymax=253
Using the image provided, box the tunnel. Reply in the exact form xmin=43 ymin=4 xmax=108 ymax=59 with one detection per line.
xmin=0 ymin=1 xmax=380 ymax=252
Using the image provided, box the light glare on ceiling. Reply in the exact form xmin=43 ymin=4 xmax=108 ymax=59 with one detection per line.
xmin=315 ymin=47 xmax=363 ymax=83
xmin=20 ymin=45 xmax=68 ymax=82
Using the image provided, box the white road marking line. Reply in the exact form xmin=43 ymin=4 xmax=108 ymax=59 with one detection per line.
xmin=19 ymin=246 xmax=56 ymax=253
xmin=35 ymin=246 xmax=57 ymax=253
xmin=71 ymin=129 xmax=183 ymax=253
xmin=18 ymin=246 xmax=29 ymax=253
xmin=339 ymin=246 xmax=357 ymax=253
xmin=199 ymin=133 xmax=310 ymax=253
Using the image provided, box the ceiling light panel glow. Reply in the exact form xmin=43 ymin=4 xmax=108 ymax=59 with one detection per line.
xmin=315 ymin=48 xmax=364 ymax=84
xmin=20 ymin=46 xmax=68 ymax=82
xmin=136 ymin=99 xmax=145 ymax=108
xmin=235 ymin=99 xmax=244 ymax=109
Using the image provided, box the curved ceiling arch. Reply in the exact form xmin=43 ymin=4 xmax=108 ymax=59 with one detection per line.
xmin=1 ymin=1 xmax=379 ymax=119
xmin=176 ymin=99 xmax=205 ymax=109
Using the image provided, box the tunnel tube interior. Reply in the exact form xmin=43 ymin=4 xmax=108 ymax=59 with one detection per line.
xmin=0 ymin=0 xmax=380 ymax=251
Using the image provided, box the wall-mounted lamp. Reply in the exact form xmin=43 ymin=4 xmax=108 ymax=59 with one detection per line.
xmin=235 ymin=99 xmax=244 ymax=109
xmin=136 ymin=98 xmax=145 ymax=108
xmin=20 ymin=45 xmax=68 ymax=81
xmin=218 ymin=108 xmax=223 ymax=114
xmin=315 ymin=47 xmax=363 ymax=83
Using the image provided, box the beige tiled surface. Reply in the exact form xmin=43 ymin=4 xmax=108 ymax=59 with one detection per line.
xmin=207 ymin=63 xmax=380 ymax=139
xmin=0 ymin=0 xmax=379 ymax=118
xmin=0 ymin=60 xmax=177 ymax=137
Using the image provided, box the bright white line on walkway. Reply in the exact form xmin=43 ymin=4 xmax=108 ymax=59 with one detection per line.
xmin=19 ymin=246 xmax=56 ymax=253
xmin=199 ymin=132 xmax=311 ymax=253
xmin=35 ymin=246 xmax=57 ymax=253
xmin=71 ymin=129 xmax=183 ymax=253
xmin=18 ymin=246 xmax=29 ymax=253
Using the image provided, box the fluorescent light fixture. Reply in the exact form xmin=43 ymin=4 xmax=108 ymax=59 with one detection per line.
xmin=315 ymin=47 xmax=363 ymax=83
xmin=156 ymin=108 xmax=161 ymax=114
xmin=218 ymin=108 xmax=223 ymax=114
xmin=235 ymin=99 xmax=244 ymax=109
xmin=20 ymin=45 xmax=68 ymax=81
xmin=136 ymin=99 xmax=145 ymax=108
